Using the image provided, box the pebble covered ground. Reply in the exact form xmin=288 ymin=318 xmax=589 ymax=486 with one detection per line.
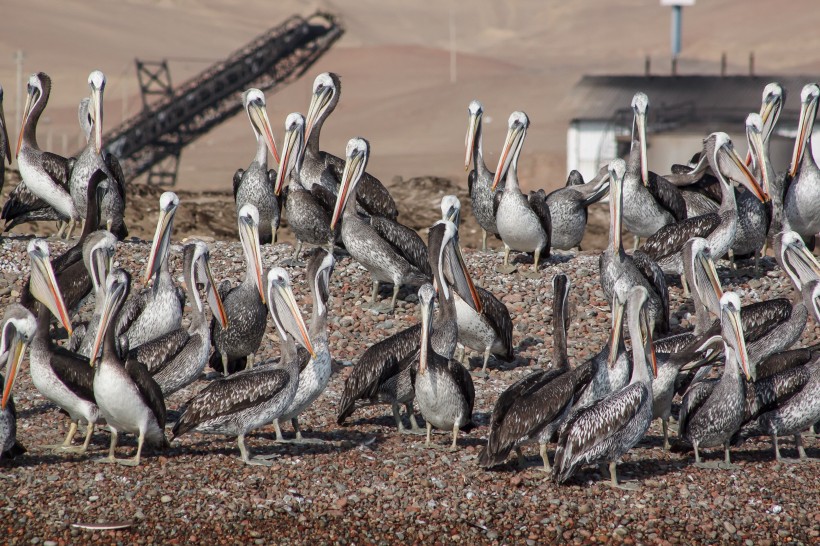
xmin=1 ymin=234 xmax=819 ymax=545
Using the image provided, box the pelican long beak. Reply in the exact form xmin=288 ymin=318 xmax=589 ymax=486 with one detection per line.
xmin=418 ymin=294 xmax=433 ymax=375
xmin=464 ymin=110 xmax=480 ymax=171
xmin=449 ymin=236 xmax=482 ymax=313
xmin=640 ymin=307 xmax=657 ymax=378
xmin=608 ymin=293 xmax=625 ymax=368
xmin=305 ymin=87 xmax=332 ymax=145
xmin=89 ymin=277 xmax=126 ymax=368
xmin=271 ymin=280 xmax=315 ymax=358
xmin=202 ymin=257 xmax=228 ymax=329
xmin=636 ymin=111 xmax=649 ymax=187
xmin=249 ymin=100 xmax=279 ymax=164
xmin=492 ymin=122 xmax=523 ymax=191
xmin=28 ymin=245 xmax=72 ymax=336
xmin=240 ymin=215 xmax=265 ymax=304
xmin=1 ymin=333 xmax=27 ymax=410
xmin=786 ymin=239 xmax=820 ymax=290
xmin=789 ymin=95 xmax=817 ymax=178
xmin=747 ymin=121 xmax=771 ymax=195
xmin=330 ymin=148 xmax=365 ymax=230
xmin=608 ymin=169 xmax=623 ymax=252
xmin=721 ymin=142 xmax=768 ymax=202
xmin=274 ymin=123 xmax=300 ymax=196
xmin=698 ymin=251 xmax=724 ymax=311
xmin=0 ymin=105 xmax=10 ymax=163
xmin=723 ymin=302 xmax=751 ymax=381
xmin=144 ymin=206 xmax=176 ymax=284
xmin=90 ymin=85 xmax=103 ymax=154
xmin=16 ymin=90 xmax=34 ymax=158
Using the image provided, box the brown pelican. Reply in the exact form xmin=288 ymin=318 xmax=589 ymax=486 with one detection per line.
xmin=464 ymin=100 xmax=503 ymax=250
xmin=491 ymin=111 xmax=552 ymax=277
xmin=173 ymin=267 xmax=315 ymax=466
xmin=89 ymin=269 xmax=168 ymax=466
xmin=330 ymin=138 xmax=430 ymax=312
xmin=1 ymin=305 xmax=37 ymax=459
xmin=775 ymin=230 xmax=820 ymax=292
xmin=438 ymin=196 xmax=513 ymax=374
xmin=479 ymin=274 xmax=592 ymax=470
xmin=678 ymin=292 xmax=752 ymax=468
xmin=303 ymin=72 xmax=398 ymax=219
xmin=620 ymin=93 xmax=687 ymax=248
xmin=784 ymin=84 xmax=820 ymax=248
xmin=546 ymin=172 xmax=610 ymax=251
xmin=126 ymin=242 xmax=227 ymax=396
xmin=234 ymin=88 xmax=281 ymax=245
xmin=642 ymin=133 xmax=767 ymax=279
xmin=273 ymin=248 xmax=334 ymax=442
xmin=0 ymin=84 xmax=10 ymax=195
xmin=753 ymin=83 xmax=787 ymax=243
xmin=600 ymin=158 xmax=670 ymax=334
xmin=553 ymin=286 xmax=657 ymax=488
xmin=116 ymin=192 xmax=184 ymax=348
xmin=274 ymin=112 xmax=334 ymax=264
xmin=414 ymin=222 xmax=476 ymax=450
xmin=210 ymin=204 xmax=267 ymax=373
xmin=14 ymin=72 xmax=79 ymax=238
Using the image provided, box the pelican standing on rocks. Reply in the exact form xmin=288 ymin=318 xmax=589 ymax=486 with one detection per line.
xmin=116 ymin=192 xmax=184 ymax=347
xmin=784 ymin=83 xmax=820 ymax=248
xmin=492 ymin=111 xmax=551 ymax=277
xmin=210 ymin=204 xmax=268 ymax=374
xmin=553 ymin=286 xmax=657 ymax=488
xmin=302 ymin=72 xmax=398 ymax=219
xmin=13 ymin=72 xmax=79 ymax=238
xmin=173 ymin=268 xmax=315 ymax=466
xmin=620 ymin=92 xmax=687 ymax=248
xmin=546 ymin=173 xmax=610 ymax=251
xmin=678 ymin=292 xmax=752 ymax=468
xmin=126 ymin=242 xmax=228 ymax=396
xmin=464 ymin=100 xmax=503 ymax=250
xmin=1 ymin=305 xmax=37 ymax=459
xmin=331 ymin=138 xmax=430 ymax=312
xmin=234 ymin=88 xmax=281 ymax=245
xmin=273 ymin=248 xmax=334 ymax=442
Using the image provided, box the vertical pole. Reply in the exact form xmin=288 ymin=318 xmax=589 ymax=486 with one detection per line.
xmin=449 ymin=0 xmax=457 ymax=84
xmin=671 ymin=5 xmax=682 ymax=58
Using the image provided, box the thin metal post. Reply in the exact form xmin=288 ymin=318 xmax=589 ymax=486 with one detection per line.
xmin=671 ymin=5 xmax=682 ymax=58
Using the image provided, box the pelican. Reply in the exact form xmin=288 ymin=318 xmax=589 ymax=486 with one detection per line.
xmin=678 ymin=292 xmax=752 ymax=468
xmin=546 ymin=173 xmax=610 ymax=251
xmin=274 ymin=112 xmax=334 ymax=264
xmin=68 ymin=71 xmax=128 ymax=240
xmin=776 ymin=230 xmax=820 ymax=292
xmin=553 ymin=286 xmax=657 ymax=488
xmin=642 ymin=133 xmax=768 ymax=279
xmin=88 ymin=269 xmax=168 ymax=466
xmin=479 ymin=274 xmax=592 ymax=471
xmin=491 ymin=111 xmax=552 ymax=277
xmin=210 ymin=204 xmax=267 ymax=373
xmin=26 ymin=240 xmax=104 ymax=454
xmin=752 ymin=83 xmax=787 ymax=242
xmin=464 ymin=100 xmax=503 ymax=250
xmin=438 ymin=196 xmax=513 ymax=374
xmin=620 ymin=92 xmax=687 ymax=248
xmin=126 ymin=242 xmax=228 ymax=396
xmin=173 ymin=268 xmax=315 ymax=466
xmin=600 ymin=158 xmax=670 ymax=334
xmin=0 ymin=85 xmax=10 ymax=194
xmin=1 ymin=305 xmax=37 ymax=459
xmin=116 ymin=192 xmax=184 ymax=348
xmin=414 ymin=222 xmax=477 ymax=450
xmin=330 ymin=138 xmax=430 ymax=312
xmin=234 ymin=88 xmax=281 ymax=245
xmin=273 ymin=248 xmax=334 ymax=442
xmin=784 ymin=83 xmax=820 ymax=248
xmin=14 ymin=72 xmax=79 ymax=238
xmin=303 ymin=72 xmax=397 ymax=219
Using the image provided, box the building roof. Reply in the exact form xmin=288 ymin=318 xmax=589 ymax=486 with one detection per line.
xmin=567 ymin=74 xmax=815 ymax=131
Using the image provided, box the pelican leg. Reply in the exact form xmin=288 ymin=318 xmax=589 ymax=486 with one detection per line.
xmin=393 ymin=403 xmax=407 ymax=432
xmin=780 ymin=434 xmax=812 ymax=464
xmin=728 ymin=249 xmax=737 ymax=270
xmin=425 ymin=422 xmax=433 ymax=447
xmin=449 ymin=423 xmax=459 ymax=452
xmin=773 ymin=434 xmax=782 ymax=460
xmin=64 ymin=218 xmax=77 ymax=240
xmin=362 ymin=281 xmax=382 ymax=310
xmin=694 ymin=444 xmax=701 ymax=464
xmin=607 ymin=461 xmax=639 ymax=490
xmin=481 ymin=229 xmax=488 ymax=251
xmin=718 ymin=442 xmax=740 ymax=469
xmin=106 ymin=219 xmax=113 ymax=232
xmin=273 ymin=419 xmax=285 ymax=442
xmin=662 ymin=418 xmax=671 ymax=451
xmin=221 ymin=354 xmax=230 ymax=377
xmin=388 ymin=284 xmax=400 ymax=311
xmin=271 ymin=222 xmax=278 ymax=244
xmin=521 ymin=248 xmax=543 ymax=279
xmin=39 ymin=421 xmax=78 ymax=451
xmin=496 ymin=245 xmax=517 ymax=274
xmin=515 ymin=447 xmax=525 ymax=468
xmin=61 ymin=423 xmax=95 ymax=454
xmin=238 ymin=434 xmax=274 ymax=466
xmin=94 ymin=428 xmax=119 ymax=464
xmin=405 ymin=404 xmax=425 ymax=435
xmin=55 ymin=221 xmax=67 ymax=239
xmin=115 ymin=431 xmax=145 ymax=467
xmin=632 ymin=236 xmax=640 ymax=251
xmin=681 ymin=274 xmax=690 ymax=298
xmin=539 ymin=443 xmax=551 ymax=472
xmin=293 ymin=240 xmax=303 ymax=262
xmin=245 ymin=353 xmax=255 ymax=371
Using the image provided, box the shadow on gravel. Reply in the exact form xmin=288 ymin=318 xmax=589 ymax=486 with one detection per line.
xmin=15 ymin=401 xmax=58 ymax=419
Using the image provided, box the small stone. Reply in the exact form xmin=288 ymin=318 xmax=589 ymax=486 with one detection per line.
xmin=723 ymin=521 xmax=736 ymax=534
xmin=43 ymin=542 xmax=57 ymax=546
xmin=161 ymin=495 xmax=172 ymax=503
xmin=486 ymin=530 xmax=499 ymax=540
xmin=88 ymin=495 xmax=99 ymax=502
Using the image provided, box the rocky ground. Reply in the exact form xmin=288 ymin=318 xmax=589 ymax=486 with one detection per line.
xmin=0 ymin=231 xmax=819 ymax=545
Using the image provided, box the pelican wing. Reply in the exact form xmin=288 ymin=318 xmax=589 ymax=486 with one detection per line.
xmin=309 ymin=184 xmax=337 ymax=216
xmin=127 ymin=328 xmax=191 ymax=374
xmin=678 ymin=378 xmax=717 ymax=439
xmin=323 ymin=152 xmax=398 ymax=220
xmin=642 ymin=213 xmax=721 ymax=262
xmin=115 ymin=289 xmax=149 ymax=338
xmin=631 ymin=250 xmax=670 ymax=333
xmin=124 ymin=359 xmax=167 ymax=429
xmin=527 ymin=189 xmax=552 ymax=253
xmin=232 ymin=169 xmax=244 ymax=200
xmin=757 ymin=342 xmax=820 ymax=380
xmin=477 ymin=287 xmax=514 ymax=361
xmin=369 ymin=216 xmax=432 ymax=278
xmin=50 ymin=347 xmax=96 ymax=403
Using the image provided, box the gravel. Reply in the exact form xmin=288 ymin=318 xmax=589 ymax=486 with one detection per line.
xmin=1 ymin=235 xmax=819 ymax=545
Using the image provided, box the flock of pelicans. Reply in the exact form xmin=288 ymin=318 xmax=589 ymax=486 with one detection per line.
xmin=0 ymin=70 xmax=818 ymax=489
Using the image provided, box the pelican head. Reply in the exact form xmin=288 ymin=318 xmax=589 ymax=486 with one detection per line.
xmin=789 ymin=83 xmax=820 ymax=177
xmin=83 ymin=230 xmax=117 ymax=295
xmin=274 ymin=112 xmax=305 ymax=196
xmin=745 ymin=113 xmax=771 ymax=194
xmin=242 ymin=88 xmax=279 ymax=164
xmin=492 ymin=111 xmax=529 ymax=191
xmin=89 ymin=269 xmax=131 ymax=368
xmin=17 ymin=73 xmax=50 ymax=157
xmin=417 ymin=283 xmax=437 ymax=375
xmin=305 ymin=72 xmax=341 ymax=144
xmin=1 ymin=305 xmax=36 ymax=410
xmin=27 ymin=239 xmax=72 ymax=336
xmin=185 ymin=241 xmax=228 ymax=329
xmin=759 ymin=82 xmax=784 ymax=142
xmin=709 ymin=132 xmax=768 ymax=202
xmin=631 ymin=92 xmax=650 ymax=186
xmin=774 ymin=230 xmax=820 ymax=291
xmin=440 ymin=195 xmax=461 ymax=226
xmin=719 ymin=292 xmax=752 ymax=381
xmin=267 ymin=267 xmax=314 ymax=357
xmin=330 ymin=137 xmax=369 ymax=230
xmin=306 ymin=248 xmax=335 ymax=320
xmin=144 ymin=192 xmax=179 ymax=283
xmin=429 ymin=220 xmax=481 ymax=313
xmin=88 ymin=70 xmax=106 ymax=154
xmin=465 ymin=99 xmax=484 ymax=170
